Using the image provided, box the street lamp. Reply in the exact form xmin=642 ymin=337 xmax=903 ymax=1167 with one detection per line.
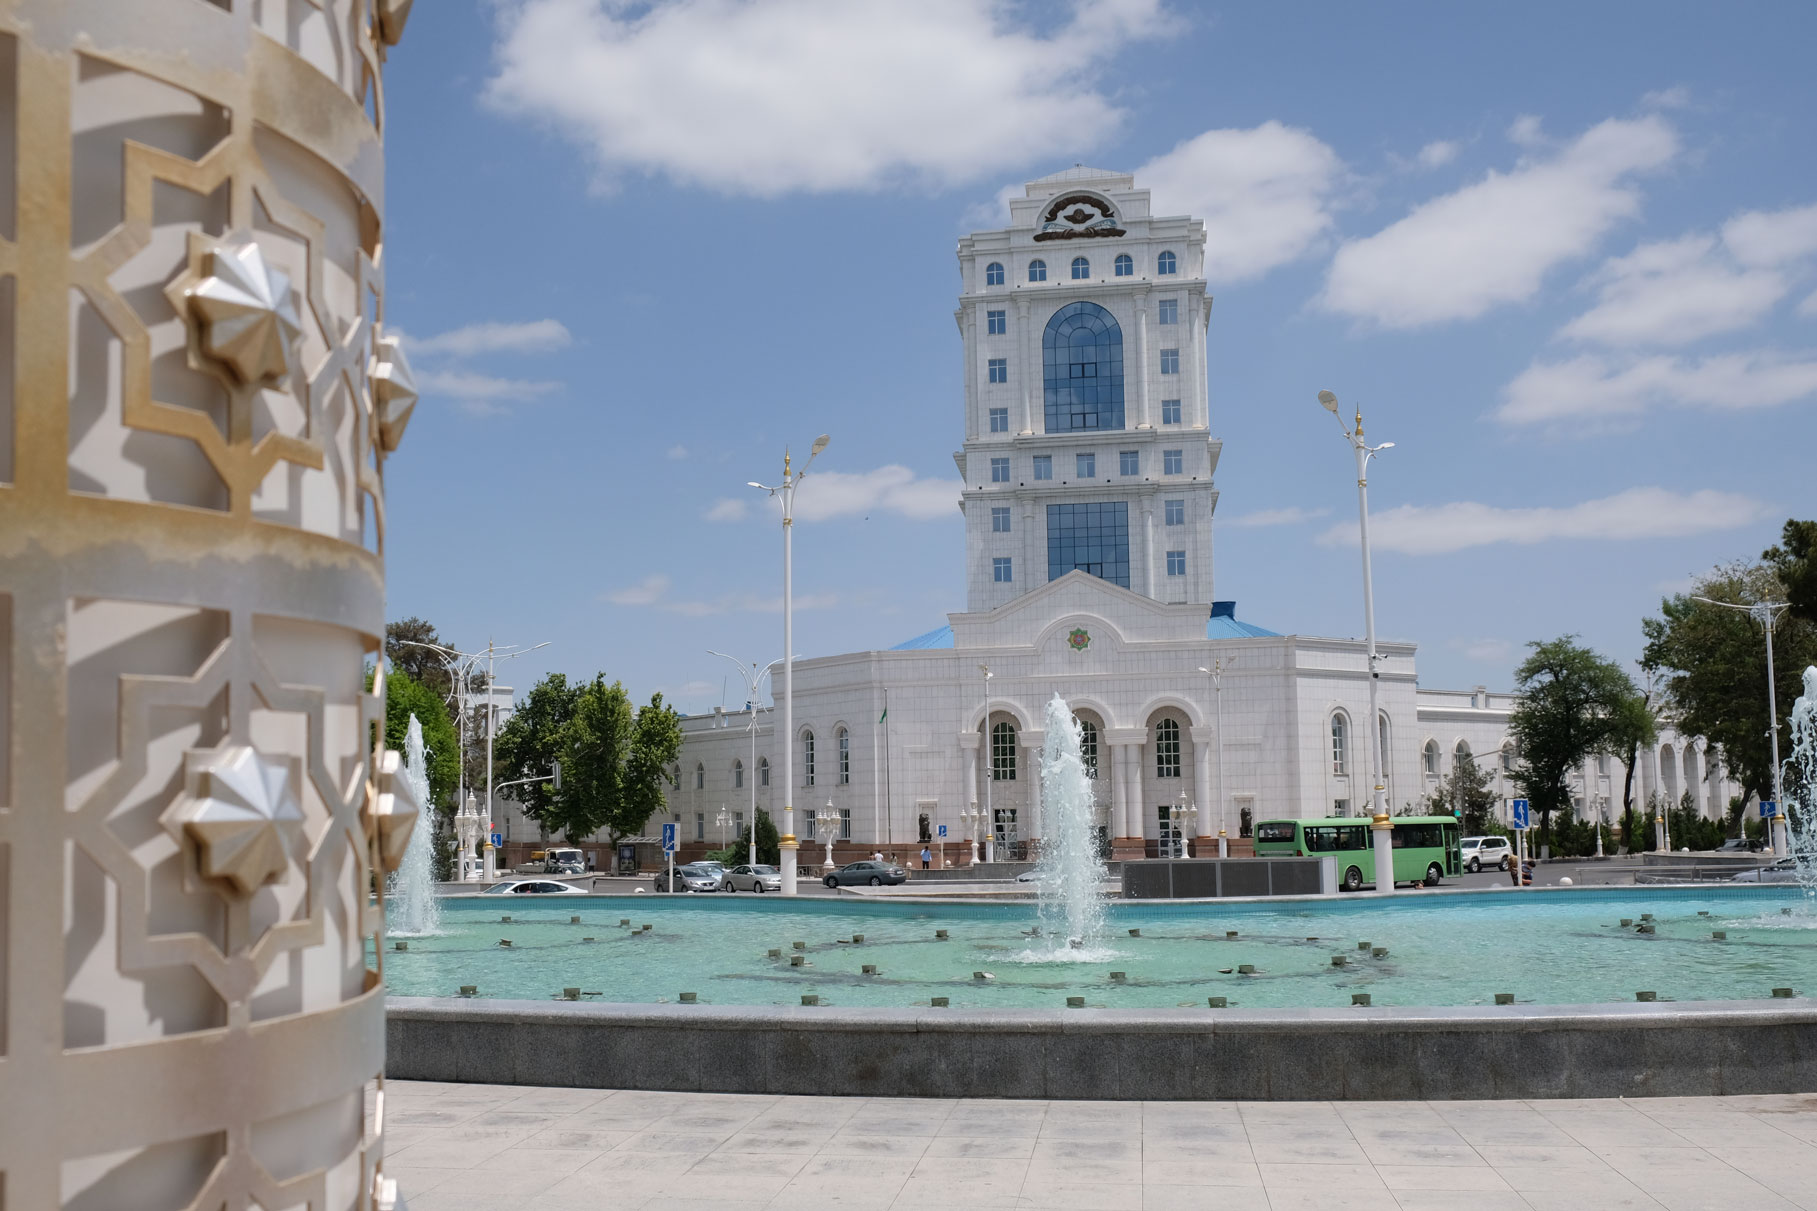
xmin=1595 ymin=793 xmax=1608 ymax=859
xmin=716 ymin=806 xmax=730 ymax=850
xmin=1173 ymin=790 xmax=1197 ymax=858
xmin=979 ymin=664 xmax=995 ymax=864
xmin=1198 ymin=661 xmax=1229 ymax=857
xmin=962 ymin=801 xmax=983 ymax=866
xmin=707 ymin=650 xmax=783 ymax=867
xmin=816 ymin=800 xmax=841 ymax=873
xmin=750 ymin=434 xmax=831 ymax=894
xmin=1317 ymin=388 xmax=1396 ymax=894
xmin=1692 ymin=596 xmax=1792 ymax=854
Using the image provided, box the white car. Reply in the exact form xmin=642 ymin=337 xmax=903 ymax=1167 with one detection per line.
xmin=722 ymin=864 xmax=782 ymax=892
xmin=1731 ymin=857 xmax=1801 ymax=884
xmin=1460 ymin=836 xmax=1513 ymax=873
xmin=482 ymin=879 xmax=587 ymax=895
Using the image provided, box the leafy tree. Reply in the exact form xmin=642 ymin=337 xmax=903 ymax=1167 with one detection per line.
xmin=559 ymin=677 xmax=638 ymax=842
xmin=618 ymin=691 xmax=683 ymax=844
xmin=382 ymin=668 xmax=459 ymax=812
xmin=492 ymin=674 xmax=579 ymax=827
xmin=1423 ymin=753 xmax=1500 ymax=834
xmin=729 ymin=808 xmax=781 ymax=866
xmin=386 ymin=618 xmax=452 ymax=699
xmin=1616 ymin=684 xmax=1660 ymax=853
xmin=1765 ymin=518 xmax=1817 ymax=624
xmin=1508 ymin=636 xmax=1648 ymax=850
xmin=1642 ymin=560 xmax=1817 ymax=803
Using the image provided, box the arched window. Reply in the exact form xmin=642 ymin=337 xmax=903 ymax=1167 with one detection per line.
xmin=733 ymin=759 xmax=744 ymax=789
xmin=1423 ymin=740 xmax=1440 ymax=777
xmin=991 ymin=720 xmax=1017 ymax=781
xmin=1501 ymin=741 xmax=1516 ymax=773
xmin=1454 ymin=740 xmax=1472 ymax=766
xmin=837 ymin=726 xmax=850 ymax=785
xmin=803 ymin=731 xmax=815 ymax=786
xmin=1077 ymin=717 xmax=1099 ymax=778
xmin=694 ymin=762 xmax=705 ymax=790
xmin=1114 ymin=253 xmax=1133 ymax=277
xmin=1028 ymin=259 xmax=1047 ymax=282
xmin=985 ymin=261 xmax=1004 ymax=286
xmin=759 ymin=756 xmax=770 ymax=787
xmin=1157 ymin=250 xmax=1177 ymax=275
xmin=1042 ymin=301 xmax=1125 ymax=432
xmin=1331 ymin=713 xmax=1349 ymax=776
xmin=1071 ymin=256 xmax=1090 ymax=279
xmin=1155 ymin=718 xmax=1181 ymax=778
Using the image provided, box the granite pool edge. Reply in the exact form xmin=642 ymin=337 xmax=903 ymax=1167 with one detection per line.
xmin=386 ymin=995 xmax=1817 ymax=1101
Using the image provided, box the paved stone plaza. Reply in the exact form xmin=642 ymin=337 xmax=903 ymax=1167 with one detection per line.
xmin=384 ymin=1080 xmax=1817 ymax=1210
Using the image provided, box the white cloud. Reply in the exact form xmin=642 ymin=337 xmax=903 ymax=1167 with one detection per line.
xmin=712 ymin=465 xmax=962 ymax=523
xmin=1642 ymin=86 xmax=1692 ymax=110
xmin=606 ymin=574 xmax=671 ymax=605
xmin=1450 ymin=637 xmax=1513 ymax=662
xmin=667 ymin=444 xmax=690 ymax=460
xmin=1416 ymin=140 xmax=1459 ymax=169
xmin=1722 ymin=203 xmax=1817 ymax=268
xmin=1321 ymin=115 xmax=1678 ymax=328
xmin=1507 ymin=114 xmax=1546 ymax=147
xmin=1221 ymin=505 xmax=1330 ymax=528
xmin=1559 ymin=235 xmax=1786 ymax=346
xmin=704 ymin=498 xmax=748 ymax=522
xmin=1498 ymin=351 xmax=1817 ymax=425
xmin=1136 ymin=122 xmax=1344 ymax=282
xmin=416 ymin=369 xmax=562 ymax=415
xmin=1801 ymin=290 xmax=1817 ymax=318
xmin=486 ymin=0 xmax=1169 ymax=197
xmin=1317 ymin=487 xmax=1769 ymax=556
xmin=603 ymin=572 xmax=840 ymax=616
xmin=407 ymin=319 xmax=572 ymax=357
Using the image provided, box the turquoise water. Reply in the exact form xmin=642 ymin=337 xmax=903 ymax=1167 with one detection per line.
xmin=380 ymin=886 xmax=1817 ymax=1010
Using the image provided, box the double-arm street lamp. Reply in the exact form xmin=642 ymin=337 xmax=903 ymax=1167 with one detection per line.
xmin=750 ymin=434 xmax=831 ymax=895
xmin=707 ymin=650 xmax=783 ymax=867
xmin=1692 ymin=596 xmax=1792 ymax=854
xmin=1318 ymin=389 xmax=1396 ymax=894
xmin=1198 ymin=660 xmax=1230 ymax=857
xmin=979 ymin=663 xmax=995 ymax=864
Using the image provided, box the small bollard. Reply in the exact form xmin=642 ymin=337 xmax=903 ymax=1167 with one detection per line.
xmin=862 ymin=964 xmax=877 ymax=975
xmin=768 ymin=948 xmax=781 ymax=958
xmin=801 ymin=995 xmax=820 ymax=1006
xmin=1207 ymin=996 xmax=1227 ymax=1008
xmin=973 ymin=971 xmax=993 ymax=981
xmin=790 ymin=955 xmax=805 ymax=967
xmin=1306 ymin=937 xmax=1319 ymax=942
xmin=393 ymin=941 xmax=407 ymax=951
xmin=852 ymin=934 xmax=864 ymax=944
xmin=1128 ymin=928 xmax=1141 ymax=937
xmin=1620 ymin=918 xmax=1633 ymax=927
xmin=679 ymin=991 xmax=697 ymax=1003
xmin=931 ymin=996 xmax=949 ymax=1007
xmin=1636 ymin=990 xmax=1658 ymax=1002
xmin=1330 ymin=955 xmax=1347 ymax=967
xmin=1713 ymin=931 xmax=1727 ymax=940
xmin=1639 ymin=924 xmax=1656 ymax=935
xmin=1698 ymin=911 xmax=1711 ymax=917
xmin=499 ymin=939 xmax=512 ymax=947
xmin=1494 ymin=992 xmax=1515 ymax=1005
xmin=1352 ymin=993 xmax=1371 ymax=1006
xmin=501 ymin=915 xmax=511 ymax=923
xmin=459 ymin=985 xmax=477 ymax=996
xmin=563 ymin=987 xmax=581 ymax=1000
xmin=1357 ymin=941 xmax=1371 ymax=951
xmin=1785 ymin=907 xmax=1794 ymax=916
xmin=1226 ymin=930 xmax=1238 ymax=939
xmin=936 ymin=929 xmax=949 ymax=939
xmin=1641 ymin=913 xmax=1654 ymax=921
xmin=571 ymin=915 xmax=582 ymax=924
xmin=1066 ymin=996 xmax=1085 ymax=1008
xmin=641 ymin=924 xmax=652 ymax=932
xmin=1109 ymin=972 xmax=1127 ymax=982
xmin=620 ymin=918 xmax=631 ymax=926
xmin=582 ymin=937 xmax=595 ymax=943
xmin=1773 ymin=987 xmax=1796 ymax=998
xmin=793 ymin=941 xmax=806 ymax=950
xmin=1372 ymin=947 xmax=1388 ymax=959
xmin=1237 ymin=963 xmax=1256 ymax=974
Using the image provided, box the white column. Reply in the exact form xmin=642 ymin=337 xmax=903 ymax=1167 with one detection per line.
xmin=961 ymin=733 xmax=978 ymax=821
xmin=965 ymin=303 xmax=980 ymax=441
xmin=1022 ymin=499 xmax=1039 ymax=592
xmin=1110 ymin=743 xmax=1129 ymax=838
xmin=1129 ymin=741 xmax=1148 ymax=842
xmin=1685 ymin=742 xmax=1705 ymax=819
xmin=1135 ymin=297 xmax=1152 ymax=428
xmin=1142 ymin=497 xmax=1156 ymax=599
xmin=1024 ymin=742 xmax=1043 ymax=844
xmin=1192 ymin=727 xmax=1214 ymax=840
xmin=1189 ymin=293 xmax=1208 ymax=429
xmin=1017 ymin=298 xmax=1035 ymax=434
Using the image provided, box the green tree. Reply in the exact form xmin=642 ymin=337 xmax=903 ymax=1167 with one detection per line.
xmin=1764 ymin=518 xmax=1817 ymax=624
xmin=729 ymin=808 xmax=781 ymax=866
xmin=617 ymin=691 xmax=683 ymax=844
xmin=492 ymin=673 xmax=579 ymax=828
xmin=382 ymin=668 xmax=459 ymax=812
xmin=1508 ymin=636 xmax=1648 ymax=850
xmin=1423 ymin=753 xmax=1500 ymax=835
xmin=1614 ymin=682 xmax=1659 ymax=851
xmin=1642 ymin=560 xmax=1817 ymax=803
xmin=386 ymin=617 xmax=452 ymax=700
xmin=558 ymin=677 xmax=638 ymax=842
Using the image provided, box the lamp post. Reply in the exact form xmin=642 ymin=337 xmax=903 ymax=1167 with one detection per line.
xmin=1692 ymin=597 xmax=1791 ymax=854
xmin=1594 ymin=793 xmax=1608 ymax=859
xmin=707 ymin=651 xmax=782 ymax=867
xmin=1198 ymin=661 xmax=1229 ymax=857
xmin=979 ymin=664 xmax=995 ymax=864
xmin=963 ymin=801 xmax=982 ymax=866
xmin=750 ymin=434 xmax=831 ymax=895
xmin=1317 ymin=389 xmax=1395 ymax=894
xmin=1174 ymin=790 xmax=1196 ymax=858
xmin=816 ymin=801 xmax=840 ymax=873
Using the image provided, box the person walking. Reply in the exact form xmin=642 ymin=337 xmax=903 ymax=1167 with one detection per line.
xmin=920 ymin=846 xmax=932 ymax=870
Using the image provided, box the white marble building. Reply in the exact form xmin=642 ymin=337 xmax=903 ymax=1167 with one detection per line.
xmin=643 ymin=168 xmax=1735 ymax=860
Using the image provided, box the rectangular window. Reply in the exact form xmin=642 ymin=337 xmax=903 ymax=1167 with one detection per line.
xmin=1076 ymin=452 xmax=1095 ymax=479
xmin=1032 ymin=455 xmax=1052 ymax=480
xmin=840 ymin=809 xmax=852 ymax=840
xmin=1118 ymin=450 xmax=1139 ymax=476
xmin=1047 ymin=501 xmax=1132 ymax=588
xmin=990 ymin=457 xmax=1009 ymax=483
xmin=987 ymin=309 xmax=1006 ymax=335
xmin=1166 ymin=549 xmax=1186 ymax=576
xmin=694 ymin=812 xmax=705 ymax=841
xmin=1158 ymin=298 xmax=1178 ymax=325
xmin=988 ymin=358 xmax=1007 ymax=383
xmin=991 ymin=506 xmax=1010 ymax=533
xmin=993 ymin=556 xmax=1013 ymax=583
xmin=1164 ymin=498 xmax=1184 ymax=526
xmin=988 ymin=407 xmax=1008 ymax=433
xmin=1160 ymin=348 xmax=1180 ymax=375
xmin=1163 ymin=449 xmax=1183 ymax=475
xmin=1161 ymin=399 xmax=1181 ymax=425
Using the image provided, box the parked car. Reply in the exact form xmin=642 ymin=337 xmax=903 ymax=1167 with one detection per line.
xmin=823 ymin=860 xmax=907 ymax=888
xmin=653 ymin=863 xmax=723 ymax=893
xmin=1731 ymin=857 xmax=1801 ymax=883
xmin=1460 ymin=836 xmax=1513 ymax=873
xmin=722 ymin=864 xmax=782 ymax=892
xmin=481 ymin=879 xmax=586 ymax=895
xmin=1715 ymin=837 xmax=1764 ymax=854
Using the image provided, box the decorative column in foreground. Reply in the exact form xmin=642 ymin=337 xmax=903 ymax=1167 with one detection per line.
xmin=0 ymin=2 xmax=417 ymax=1206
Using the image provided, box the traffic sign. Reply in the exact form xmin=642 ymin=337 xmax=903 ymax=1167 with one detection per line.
xmin=1761 ymin=800 xmax=1779 ymax=819
xmin=1511 ymin=799 xmax=1531 ymax=830
xmin=661 ymin=822 xmax=678 ymax=853
xmin=937 ymin=824 xmax=948 ymax=838
xmin=489 ymin=831 xmax=503 ymax=848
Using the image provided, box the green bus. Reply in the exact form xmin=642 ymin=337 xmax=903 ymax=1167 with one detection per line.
xmin=1252 ymin=815 xmax=1463 ymax=891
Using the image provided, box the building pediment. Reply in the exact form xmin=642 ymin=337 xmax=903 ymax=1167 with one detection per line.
xmin=946 ymin=570 xmax=1208 ymax=650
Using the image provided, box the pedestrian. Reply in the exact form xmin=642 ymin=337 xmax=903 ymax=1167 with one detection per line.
xmin=921 ymin=846 xmax=932 ymax=870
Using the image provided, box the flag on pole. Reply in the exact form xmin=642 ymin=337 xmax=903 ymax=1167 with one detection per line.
xmin=879 ymin=706 xmax=888 ymax=723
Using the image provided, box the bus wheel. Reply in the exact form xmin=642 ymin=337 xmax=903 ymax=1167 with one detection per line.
xmin=1424 ymin=863 xmax=1442 ymax=887
xmin=1343 ymin=865 xmax=1363 ymax=892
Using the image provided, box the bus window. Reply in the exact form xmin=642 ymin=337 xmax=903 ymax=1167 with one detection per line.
xmin=1255 ymin=821 xmax=1298 ymax=844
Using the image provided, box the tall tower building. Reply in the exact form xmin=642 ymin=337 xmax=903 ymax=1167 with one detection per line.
xmin=956 ymin=166 xmax=1220 ymax=612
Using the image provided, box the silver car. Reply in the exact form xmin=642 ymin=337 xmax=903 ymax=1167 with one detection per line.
xmin=1460 ymin=836 xmax=1512 ymax=873
xmin=722 ymin=863 xmax=782 ymax=892
xmin=653 ymin=863 xmax=723 ymax=893
xmin=1731 ymin=857 xmax=1801 ymax=884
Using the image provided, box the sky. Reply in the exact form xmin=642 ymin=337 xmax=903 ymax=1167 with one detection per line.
xmin=380 ymin=0 xmax=1817 ymax=714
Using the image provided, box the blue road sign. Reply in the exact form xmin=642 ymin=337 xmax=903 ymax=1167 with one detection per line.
xmin=938 ymin=824 xmax=948 ymax=838
xmin=489 ymin=831 xmax=503 ymax=847
xmin=1761 ymin=800 xmax=1779 ymax=819
xmin=1511 ymin=799 xmax=1531 ymax=830
xmin=661 ymin=822 xmax=678 ymax=853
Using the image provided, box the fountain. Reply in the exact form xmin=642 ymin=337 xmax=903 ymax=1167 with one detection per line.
xmin=1784 ymin=667 xmax=1817 ymax=897
xmin=1030 ymin=692 xmax=1110 ymax=956
xmin=390 ymin=714 xmax=443 ymax=936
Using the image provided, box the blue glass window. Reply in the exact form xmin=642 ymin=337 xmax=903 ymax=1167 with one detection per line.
xmin=1157 ymin=250 xmax=1177 ymax=275
xmin=1033 ymin=455 xmax=1052 ymax=480
xmin=1114 ymin=253 xmax=1133 ymax=277
xmin=1028 ymin=260 xmax=1047 ymax=282
xmin=1166 ymin=550 xmax=1186 ymax=576
xmin=993 ymin=557 xmax=1013 ymax=583
xmin=990 ymin=457 xmax=1010 ymax=483
xmin=988 ymin=358 xmax=1007 ymax=384
xmin=988 ymin=407 xmax=1008 ymax=433
xmin=986 ymin=262 xmax=1004 ymax=286
xmin=987 ymin=309 xmax=1006 ymax=335
xmin=1164 ymin=498 xmax=1184 ymax=525
xmin=1161 ymin=398 xmax=1181 ymax=425
xmin=1042 ymin=301 xmax=1125 ymax=433
xmin=1119 ymin=450 xmax=1138 ymax=476
xmin=1163 ymin=449 xmax=1183 ymax=475
xmin=1160 ymin=348 xmax=1179 ymax=375
xmin=991 ymin=506 xmax=1010 ymax=533
xmin=1071 ymin=256 xmax=1090 ymax=280
xmin=1158 ymin=298 xmax=1178 ymax=325
xmin=1076 ymin=452 xmax=1095 ymax=479
xmin=1047 ymin=501 xmax=1131 ymax=588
